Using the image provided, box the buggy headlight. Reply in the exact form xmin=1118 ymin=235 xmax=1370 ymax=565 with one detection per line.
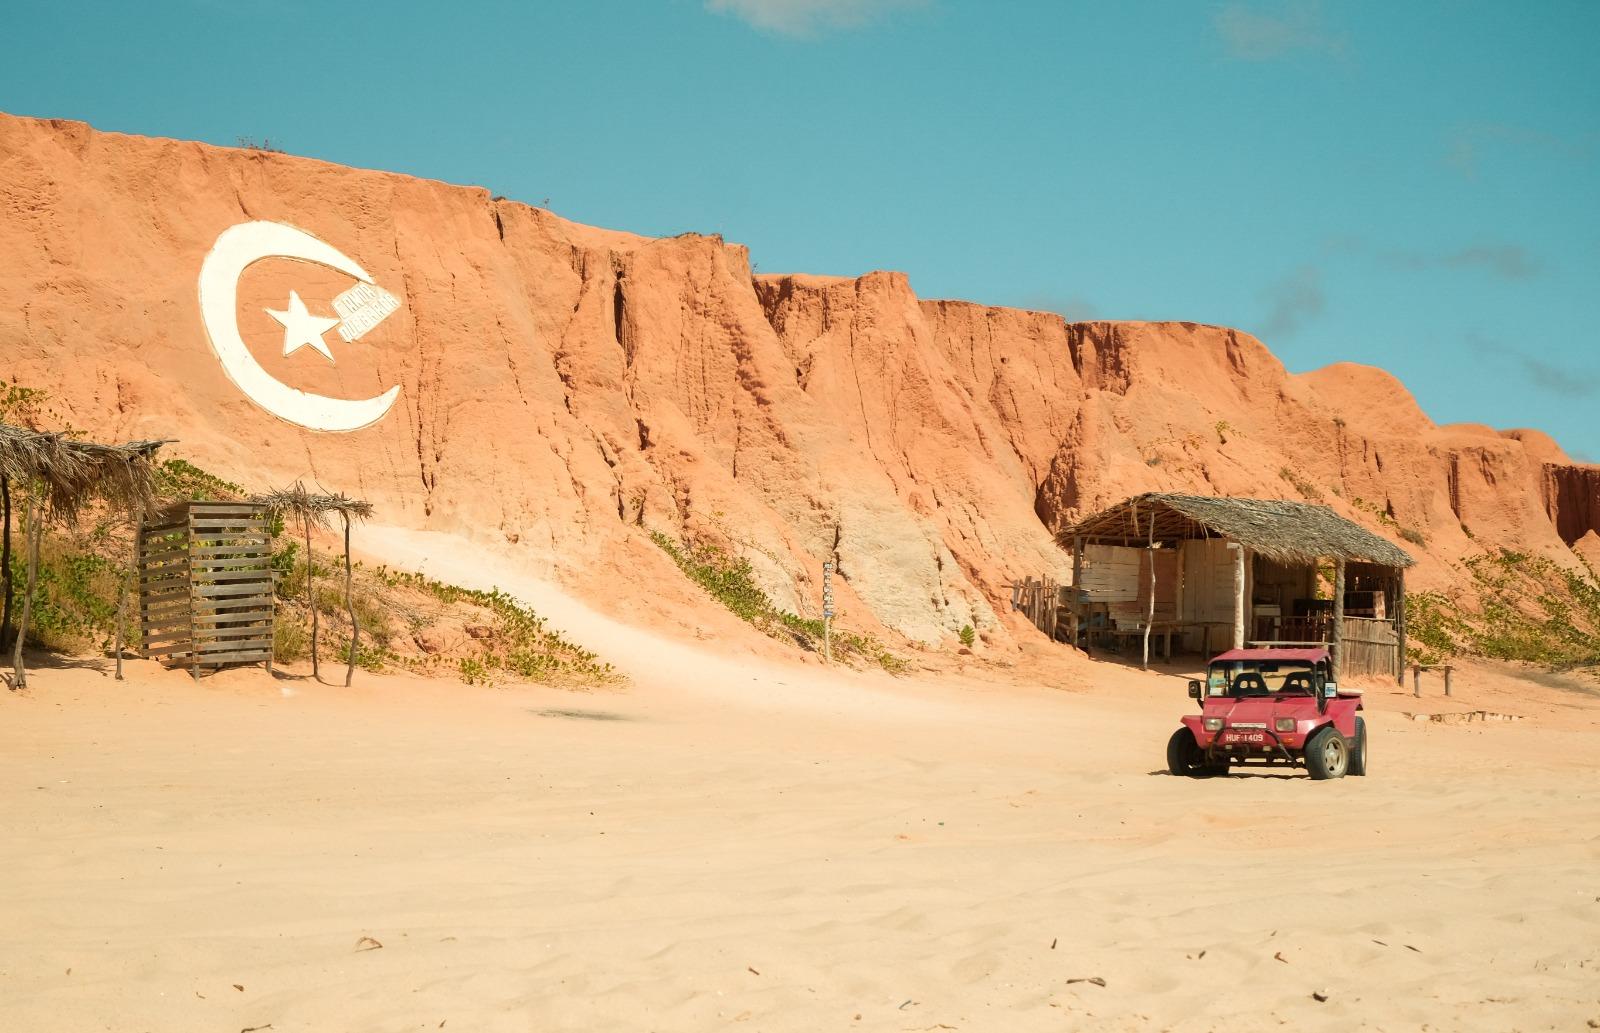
xmin=1275 ymin=717 xmax=1296 ymax=733
xmin=1203 ymin=717 xmax=1224 ymax=732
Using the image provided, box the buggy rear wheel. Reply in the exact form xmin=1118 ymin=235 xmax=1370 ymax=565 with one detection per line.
xmin=1348 ymin=717 xmax=1368 ymax=776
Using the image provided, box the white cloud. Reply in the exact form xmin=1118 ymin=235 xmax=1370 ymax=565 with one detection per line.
xmin=706 ymin=0 xmax=928 ymax=37
xmin=1445 ymin=122 xmax=1599 ymax=178
xmin=1213 ymin=1 xmax=1346 ymax=61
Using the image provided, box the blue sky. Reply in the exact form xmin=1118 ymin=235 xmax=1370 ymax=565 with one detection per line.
xmin=4 ymin=1 xmax=1597 ymax=456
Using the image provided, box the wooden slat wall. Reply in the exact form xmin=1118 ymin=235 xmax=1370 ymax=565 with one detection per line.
xmin=1011 ymin=576 xmax=1061 ymax=640
xmin=1340 ymin=616 xmax=1399 ymax=679
xmin=137 ymin=502 xmax=274 ymax=674
xmin=139 ymin=521 xmax=191 ymax=660
xmin=1079 ymin=545 xmax=1140 ymax=602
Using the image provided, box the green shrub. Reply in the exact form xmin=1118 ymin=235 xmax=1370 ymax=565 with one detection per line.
xmin=372 ymin=567 xmax=617 ymax=687
xmin=1404 ymin=551 xmax=1600 ymax=668
xmin=1277 ymin=466 xmax=1324 ymax=502
xmin=649 ymin=529 xmax=905 ymax=673
xmin=958 ymin=624 xmax=976 ymax=648
xmin=4 ymin=524 xmax=125 ymax=654
xmin=273 ymin=620 xmax=307 ymax=662
xmin=155 ymin=459 xmax=243 ymax=501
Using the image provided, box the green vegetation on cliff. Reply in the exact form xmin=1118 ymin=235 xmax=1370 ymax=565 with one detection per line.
xmin=1406 ymin=548 xmax=1600 ymax=668
xmin=649 ymin=529 xmax=905 ymax=673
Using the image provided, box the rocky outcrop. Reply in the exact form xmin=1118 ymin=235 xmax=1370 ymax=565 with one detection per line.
xmin=0 ymin=112 xmax=1589 ymax=649
xmin=1542 ymin=464 xmax=1600 ymax=547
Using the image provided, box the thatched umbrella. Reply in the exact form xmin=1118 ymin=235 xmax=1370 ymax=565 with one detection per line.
xmin=254 ymin=483 xmax=374 ymax=686
xmin=0 ymin=422 xmax=166 ymax=688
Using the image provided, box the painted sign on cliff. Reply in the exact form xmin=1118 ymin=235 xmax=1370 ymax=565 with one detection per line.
xmin=198 ymin=220 xmax=402 ymax=432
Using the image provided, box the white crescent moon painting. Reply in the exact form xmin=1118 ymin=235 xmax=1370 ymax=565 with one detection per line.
xmin=198 ymin=221 xmax=402 ymax=432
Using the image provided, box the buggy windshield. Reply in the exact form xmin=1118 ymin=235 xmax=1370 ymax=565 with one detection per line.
xmin=1205 ymin=660 xmax=1320 ymax=698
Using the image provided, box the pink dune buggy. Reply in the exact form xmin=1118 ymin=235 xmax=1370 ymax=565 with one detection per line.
xmin=1167 ymin=647 xmax=1367 ymax=780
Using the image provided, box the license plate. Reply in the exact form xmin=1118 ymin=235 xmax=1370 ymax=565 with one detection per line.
xmin=1223 ymin=730 xmax=1266 ymax=744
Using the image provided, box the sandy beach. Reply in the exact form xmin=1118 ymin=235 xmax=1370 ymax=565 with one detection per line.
xmin=4 ymin=7 xmax=1599 ymax=1029
xmin=3 ymin=541 xmax=1598 ymax=1033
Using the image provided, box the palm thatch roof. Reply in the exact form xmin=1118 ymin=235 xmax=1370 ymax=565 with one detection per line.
xmin=0 ymin=421 xmax=168 ymax=519
xmin=1057 ymin=493 xmax=1415 ymax=568
xmin=253 ymin=481 xmax=375 ymax=527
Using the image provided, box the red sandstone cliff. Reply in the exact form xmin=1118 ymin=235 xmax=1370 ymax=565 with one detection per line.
xmin=1 ymin=113 xmax=1595 ymax=650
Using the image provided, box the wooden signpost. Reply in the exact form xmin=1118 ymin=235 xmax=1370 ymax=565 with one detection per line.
xmin=822 ymin=560 xmax=834 ymax=663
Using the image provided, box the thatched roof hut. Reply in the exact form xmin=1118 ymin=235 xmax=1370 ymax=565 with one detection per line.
xmin=1056 ymin=493 xmax=1414 ymax=680
xmin=0 ymin=421 xmax=167 ymax=519
xmin=1057 ymin=493 xmax=1415 ymax=568
xmin=2 ymin=421 xmax=169 ymax=688
xmin=252 ymin=482 xmax=375 ymax=527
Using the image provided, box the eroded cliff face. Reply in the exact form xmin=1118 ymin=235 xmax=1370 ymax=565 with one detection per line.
xmin=1542 ymin=464 xmax=1600 ymax=548
xmin=0 ymin=113 xmax=1590 ymax=648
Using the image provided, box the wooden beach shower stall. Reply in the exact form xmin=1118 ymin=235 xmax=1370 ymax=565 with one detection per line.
xmin=1057 ymin=494 xmax=1415 ymax=680
xmin=138 ymin=500 xmax=274 ymax=676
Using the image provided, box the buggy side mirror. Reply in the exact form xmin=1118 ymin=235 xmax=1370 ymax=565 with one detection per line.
xmin=1187 ymin=680 xmax=1203 ymax=700
xmin=1322 ymin=680 xmax=1338 ymax=698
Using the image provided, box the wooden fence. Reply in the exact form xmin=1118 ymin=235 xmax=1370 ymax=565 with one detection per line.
xmin=1339 ymin=615 xmax=1399 ymax=679
xmin=139 ymin=502 xmax=274 ymax=676
xmin=1011 ymin=576 xmax=1062 ymax=640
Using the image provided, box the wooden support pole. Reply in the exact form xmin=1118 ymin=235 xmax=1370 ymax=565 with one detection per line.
xmin=11 ymin=499 xmax=41 ymax=689
xmin=1331 ymin=558 xmax=1346 ymax=681
xmin=1230 ymin=542 xmax=1245 ymax=650
xmin=1413 ymin=665 xmax=1421 ymax=697
xmin=1142 ymin=515 xmax=1155 ymax=670
xmin=1394 ymin=568 xmax=1408 ymax=684
xmin=1173 ymin=540 xmax=1186 ymax=655
xmin=343 ymin=513 xmax=358 ymax=688
xmin=0 ymin=473 xmax=11 ymax=651
xmin=305 ymin=515 xmax=319 ymax=681
xmin=116 ymin=509 xmax=141 ymax=681
xmin=1070 ymin=535 xmax=1084 ymax=649
xmin=1444 ymin=666 xmax=1452 ymax=697
xmin=822 ymin=560 xmax=834 ymax=663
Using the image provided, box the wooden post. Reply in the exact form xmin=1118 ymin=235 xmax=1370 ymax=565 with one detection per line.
xmin=11 ymin=499 xmax=41 ymax=689
xmin=0 ymin=473 xmax=11 ymax=651
xmin=1070 ymin=535 xmax=1084 ymax=649
xmin=1173 ymin=540 xmax=1186 ymax=656
xmin=1331 ymin=558 xmax=1346 ymax=680
xmin=1412 ymin=665 xmax=1421 ymax=697
xmin=1142 ymin=515 xmax=1155 ymax=670
xmin=305 ymin=515 xmax=319 ymax=681
xmin=1394 ymin=569 xmax=1407 ymax=684
xmin=116 ymin=509 xmax=141 ymax=681
xmin=822 ymin=560 xmax=834 ymax=663
xmin=1443 ymin=666 xmax=1452 ymax=697
xmin=343 ymin=512 xmax=358 ymax=687
xmin=1230 ymin=542 xmax=1245 ymax=650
